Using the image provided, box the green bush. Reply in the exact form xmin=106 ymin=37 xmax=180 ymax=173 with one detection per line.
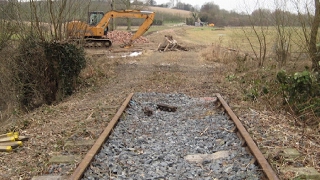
xmin=44 ymin=42 xmax=86 ymax=97
xmin=186 ymin=18 xmax=195 ymax=25
xmin=277 ymin=70 xmax=320 ymax=117
xmin=15 ymin=36 xmax=86 ymax=110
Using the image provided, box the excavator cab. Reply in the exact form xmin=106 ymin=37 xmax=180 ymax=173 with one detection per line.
xmin=88 ymin=11 xmax=104 ymax=26
xmin=88 ymin=11 xmax=108 ymax=35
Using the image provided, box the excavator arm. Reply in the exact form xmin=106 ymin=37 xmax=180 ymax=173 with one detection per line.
xmin=129 ymin=11 xmax=155 ymax=45
xmin=67 ymin=10 xmax=155 ymax=48
xmin=97 ymin=10 xmax=155 ymax=46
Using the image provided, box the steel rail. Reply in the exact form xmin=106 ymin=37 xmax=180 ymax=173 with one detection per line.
xmin=69 ymin=92 xmax=278 ymax=180
xmin=215 ymin=93 xmax=279 ymax=180
xmin=69 ymin=93 xmax=134 ymax=180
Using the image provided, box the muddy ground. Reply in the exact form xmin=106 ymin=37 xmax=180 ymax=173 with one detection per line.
xmin=0 ymin=27 xmax=319 ymax=180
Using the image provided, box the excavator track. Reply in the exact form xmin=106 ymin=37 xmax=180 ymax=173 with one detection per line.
xmin=84 ymin=38 xmax=112 ymax=48
xmin=69 ymin=38 xmax=112 ymax=48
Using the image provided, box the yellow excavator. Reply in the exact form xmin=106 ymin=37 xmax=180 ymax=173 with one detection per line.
xmin=67 ymin=10 xmax=155 ymax=48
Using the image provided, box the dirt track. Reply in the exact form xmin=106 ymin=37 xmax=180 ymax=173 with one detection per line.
xmin=0 ymin=27 xmax=319 ymax=180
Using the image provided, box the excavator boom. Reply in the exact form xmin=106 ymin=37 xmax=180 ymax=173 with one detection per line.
xmin=67 ymin=10 xmax=155 ymax=48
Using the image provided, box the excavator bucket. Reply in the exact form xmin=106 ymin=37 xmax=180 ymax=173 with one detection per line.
xmin=120 ymin=40 xmax=134 ymax=48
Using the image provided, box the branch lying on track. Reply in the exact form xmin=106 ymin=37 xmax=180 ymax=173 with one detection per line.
xmin=200 ymin=127 xmax=209 ymax=136
xmin=156 ymin=104 xmax=177 ymax=112
xmin=143 ymin=107 xmax=153 ymax=116
xmin=222 ymin=127 xmax=237 ymax=133
xmin=185 ymin=150 xmax=232 ymax=164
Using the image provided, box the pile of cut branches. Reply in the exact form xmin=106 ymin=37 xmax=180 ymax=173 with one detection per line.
xmin=107 ymin=30 xmax=149 ymax=44
xmin=157 ymin=35 xmax=188 ymax=52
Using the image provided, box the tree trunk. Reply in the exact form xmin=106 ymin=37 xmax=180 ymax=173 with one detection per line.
xmin=111 ymin=0 xmax=115 ymax=31
xmin=126 ymin=0 xmax=131 ymax=30
xmin=309 ymin=0 xmax=320 ymax=72
xmin=127 ymin=18 xmax=131 ymax=30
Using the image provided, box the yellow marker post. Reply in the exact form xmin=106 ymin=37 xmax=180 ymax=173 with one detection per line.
xmin=14 ymin=134 xmax=19 ymax=141
xmin=0 ymin=141 xmax=23 ymax=148
xmin=0 ymin=136 xmax=15 ymax=142
xmin=0 ymin=132 xmax=19 ymax=138
xmin=0 ymin=146 xmax=12 ymax=152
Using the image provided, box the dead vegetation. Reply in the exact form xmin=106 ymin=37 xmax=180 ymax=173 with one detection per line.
xmin=0 ymin=26 xmax=319 ymax=180
xmin=200 ymin=40 xmax=320 ymax=179
xmin=0 ymin=45 xmax=18 ymax=123
xmin=157 ymin=35 xmax=188 ymax=52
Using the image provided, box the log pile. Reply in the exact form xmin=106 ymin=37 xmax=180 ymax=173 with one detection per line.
xmin=0 ymin=132 xmax=29 ymax=152
xmin=157 ymin=35 xmax=188 ymax=52
xmin=107 ymin=30 xmax=149 ymax=44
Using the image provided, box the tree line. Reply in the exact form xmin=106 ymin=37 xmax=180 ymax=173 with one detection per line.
xmin=149 ymin=1 xmax=309 ymax=27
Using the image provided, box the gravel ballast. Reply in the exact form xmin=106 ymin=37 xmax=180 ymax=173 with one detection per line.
xmin=82 ymin=93 xmax=264 ymax=179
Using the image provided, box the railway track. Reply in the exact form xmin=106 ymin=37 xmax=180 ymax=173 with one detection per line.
xmin=69 ymin=92 xmax=279 ymax=180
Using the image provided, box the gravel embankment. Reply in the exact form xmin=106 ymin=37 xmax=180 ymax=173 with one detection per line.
xmin=82 ymin=93 xmax=263 ymax=180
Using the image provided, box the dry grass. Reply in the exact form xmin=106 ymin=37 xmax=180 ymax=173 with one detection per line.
xmin=182 ymin=27 xmax=236 ymax=45
xmin=148 ymin=6 xmax=191 ymax=18
xmin=0 ymin=26 xmax=319 ymax=180
xmin=0 ymin=45 xmax=20 ymax=124
xmin=201 ymin=44 xmax=240 ymax=63
xmin=199 ymin=27 xmax=320 ymax=179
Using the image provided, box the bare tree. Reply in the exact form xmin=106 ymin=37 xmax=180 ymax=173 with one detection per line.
xmin=47 ymin=0 xmax=67 ymax=40
xmin=293 ymin=0 xmax=320 ymax=72
xmin=191 ymin=12 xmax=198 ymax=23
xmin=242 ymin=7 xmax=270 ymax=67
xmin=111 ymin=0 xmax=116 ymax=30
xmin=272 ymin=0 xmax=293 ymax=67
xmin=309 ymin=0 xmax=320 ymax=71
xmin=169 ymin=0 xmax=174 ymax=8
xmin=0 ymin=0 xmax=19 ymax=121
xmin=0 ymin=0 xmax=18 ymax=50
xmin=121 ymin=0 xmax=132 ymax=30
xmin=117 ymin=0 xmax=147 ymax=30
xmin=145 ymin=0 xmax=157 ymax=6
xmin=29 ymin=0 xmax=91 ymax=41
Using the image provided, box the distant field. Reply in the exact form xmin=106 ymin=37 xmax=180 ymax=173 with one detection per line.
xmin=148 ymin=6 xmax=191 ymax=18
xmin=179 ymin=27 xmax=248 ymax=49
xmin=180 ymin=26 xmax=307 ymax=53
xmin=186 ymin=27 xmax=261 ymax=50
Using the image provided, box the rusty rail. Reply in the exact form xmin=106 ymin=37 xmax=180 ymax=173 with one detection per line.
xmin=215 ymin=93 xmax=279 ymax=180
xmin=69 ymin=93 xmax=134 ymax=180
xmin=70 ymin=93 xmax=279 ymax=180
